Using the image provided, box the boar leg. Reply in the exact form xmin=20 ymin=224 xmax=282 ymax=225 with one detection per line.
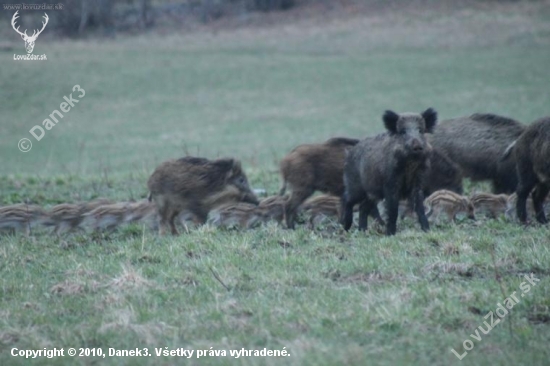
xmin=189 ymin=201 xmax=209 ymax=226
xmin=384 ymin=189 xmax=399 ymax=236
xmin=358 ymin=200 xmax=376 ymax=231
xmin=168 ymin=210 xmax=180 ymax=236
xmin=307 ymin=214 xmax=315 ymax=230
xmin=341 ymin=190 xmax=364 ymax=231
xmin=516 ymin=165 xmax=537 ymax=224
xmin=532 ymin=183 xmax=549 ymax=224
xmin=449 ymin=207 xmax=458 ymax=223
xmin=413 ymin=187 xmax=430 ymax=232
xmin=285 ymin=188 xmax=313 ymax=229
xmin=157 ymin=204 xmax=171 ymax=236
xmin=53 ymin=225 xmax=62 ymax=237
xmin=369 ymin=205 xmax=385 ymax=226
xmin=24 ymin=222 xmax=31 ymax=237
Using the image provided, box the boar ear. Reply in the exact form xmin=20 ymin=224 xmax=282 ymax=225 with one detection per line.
xmin=383 ymin=110 xmax=399 ymax=134
xmin=421 ymin=108 xmax=437 ymax=133
xmin=231 ymin=160 xmax=243 ymax=174
xmin=214 ymin=158 xmax=235 ymax=174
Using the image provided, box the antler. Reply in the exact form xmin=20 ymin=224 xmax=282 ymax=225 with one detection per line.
xmin=11 ymin=10 xmax=28 ymax=38
xmin=29 ymin=13 xmax=49 ymax=39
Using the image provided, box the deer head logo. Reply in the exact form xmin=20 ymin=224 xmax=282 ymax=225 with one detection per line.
xmin=11 ymin=11 xmax=49 ymax=54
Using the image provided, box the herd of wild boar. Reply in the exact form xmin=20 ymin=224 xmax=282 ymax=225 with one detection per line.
xmin=2 ymin=110 xmax=550 ymax=237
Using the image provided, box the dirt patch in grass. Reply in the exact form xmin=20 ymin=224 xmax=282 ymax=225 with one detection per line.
xmin=333 ymin=270 xmax=403 ymax=284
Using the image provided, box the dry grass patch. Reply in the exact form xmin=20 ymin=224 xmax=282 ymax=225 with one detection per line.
xmin=0 ymin=326 xmax=53 ymax=348
xmin=423 ymin=261 xmax=473 ymax=277
xmin=50 ymin=280 xmax=86 ymax=296
xmin=108 ymin=264 xmax=155 ymax=291
xmin=99 ymin=307 xmax=177 ymax=345
xmin=340 ymin=271 xmax=404 ymax=284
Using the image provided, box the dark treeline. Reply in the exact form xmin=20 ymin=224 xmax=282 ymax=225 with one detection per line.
xmin=0 ymin=0 xmax=298 ymax=37
xmin=1 ymin=0 xmax=527 ymax=38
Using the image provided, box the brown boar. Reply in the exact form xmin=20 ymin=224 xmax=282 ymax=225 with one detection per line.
xmin=429 ymin=113 xmax=524 ymax=193
xmin=425 ymin=190 xmax=476 ymax=223
xmin=279 ymin=137 xmax=360 ymax=229
xmin=147 ymin=156 xmax=258 ymax=235
xmin=342 ymin=108 xmax=437 ymax=235
xmin=513 ymin=117 xmax=550 ymax=224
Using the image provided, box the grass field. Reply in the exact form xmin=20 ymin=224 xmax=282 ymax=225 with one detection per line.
xmin=1 ymin=1 xmax=550 ymax=365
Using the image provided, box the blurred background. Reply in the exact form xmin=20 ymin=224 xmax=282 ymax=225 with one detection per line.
xmin=1 ymin=0 xmax=550 ymax=180
xmin=0 ymin=0 xmax=298 ymax=37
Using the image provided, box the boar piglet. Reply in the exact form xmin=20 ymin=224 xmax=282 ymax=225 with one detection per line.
xmin=425 ymin=190 xmax=476 ymax=223
xmin=342 ymin=108 xmax=437 ymax=235
xmin=147 ymin=156 xmax=258 ymax=235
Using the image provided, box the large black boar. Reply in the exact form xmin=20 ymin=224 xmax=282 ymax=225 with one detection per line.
xmin=342 ymin=108 xmax=437 ymax=235
xmin=514 ymin=117 xmax=550 ymax=224
xmin=424 ymin=149 xmax=463 ymax=196
xmin=279 ymin=137 xmax=361 ymax=229
xmin=147 ymin=157 xmax=258 ymax=235
xmin=430 ymin=113 xmax=524 ymax=193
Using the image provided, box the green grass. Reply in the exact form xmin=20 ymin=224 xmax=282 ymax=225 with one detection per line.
xmin=1 ymin=2 xmax=550 ymax=365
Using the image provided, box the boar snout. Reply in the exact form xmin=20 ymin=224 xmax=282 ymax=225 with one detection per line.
xmin=242 ymin=191 xmax=260 ymax=205
xmin=410 ymin=138 xmax=424 ymax=153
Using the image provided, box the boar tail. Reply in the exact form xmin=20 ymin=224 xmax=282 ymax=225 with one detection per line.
xmin=147 ymin=192 xmax=152 ymax=202
xmin=501 ymin=140 xmax=516 ymax=161
xmin=279 ymin=180 xmax=287 ymax=196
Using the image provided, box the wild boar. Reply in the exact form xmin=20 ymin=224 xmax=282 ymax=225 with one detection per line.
xmin=279 ymin=136 xmax=458 ymax=229
xmin=258 ymin=195 xmax=287 ymax=225
xmin=124 ymin=200 xmax=158 ymax=224
xmin=505 ymin=193 xmax=549 ymax=221
xmin=397 ymin=149 xmax=463 ymax=219
xmin=429 ymin=113 xmax=524 ymax=193
xmin=147 ymin=157 xmax=258 ymax=235
xmin=81 ymin=202 xmax=132 ymax=232
xmin=425 ymin=190 xmax=476 ymax=223
xmin=44 ymin=198 xmax=114 ymax=235
xmin=300 ymin=194 xmax=342 ymax=229
xmin=424 ymin=148 xmax=463 ymax=196
xmin=0 ymin=203 xmax=49 ymax=236
xmin=513 ymin=117 xmax=550 ymax=224
xmin=470 ymin=192 xmax=508 ymax=219
xmin=342 ymin=108 xmax=437 ymax=235
xmin=279 ymin=137 xmax=360 ymax=229
xmin=208 ymin=203 xmax=264 ymax=229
